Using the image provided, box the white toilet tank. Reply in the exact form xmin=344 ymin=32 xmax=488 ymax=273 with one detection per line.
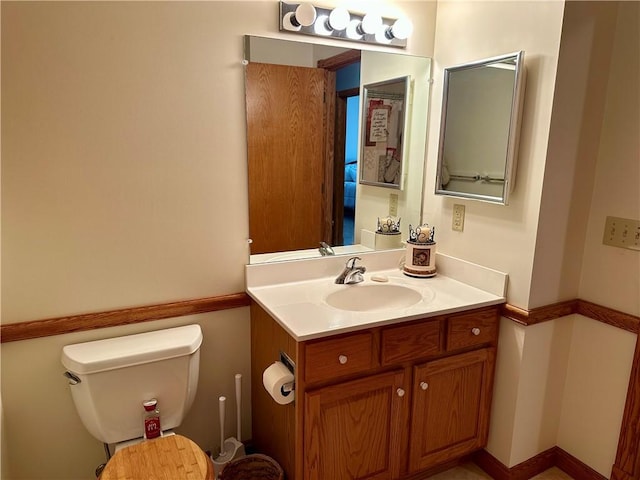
xmin=61 ymin=324 xmax=203 ymax=445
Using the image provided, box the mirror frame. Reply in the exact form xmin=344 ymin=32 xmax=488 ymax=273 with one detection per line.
xmin=435 ymin=51 xmax=526 ymax=205
xmin=359 ymin=75 xmax=410 ymax=190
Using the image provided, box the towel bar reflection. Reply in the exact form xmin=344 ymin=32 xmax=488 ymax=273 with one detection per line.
xmin=449 ymin=173 xmax=505 ymax=183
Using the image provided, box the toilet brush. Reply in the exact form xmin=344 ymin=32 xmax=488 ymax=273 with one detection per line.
xmin=211 ymin=375 xmax=246 ymax=477
xmin=228 ymin=374 xmax=246 ymax=459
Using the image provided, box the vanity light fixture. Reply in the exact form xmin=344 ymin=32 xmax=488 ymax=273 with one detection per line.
xmin=279 ymin=1 xmax=411 ymax=48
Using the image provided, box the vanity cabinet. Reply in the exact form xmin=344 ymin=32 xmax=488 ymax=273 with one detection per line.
xmin=304 ymin=370 xmax=407 ymax=480
xmin=408 ymin=348 xmax=495 ymax=473
xmin=250 ymin=303 xmax=500 ymax=480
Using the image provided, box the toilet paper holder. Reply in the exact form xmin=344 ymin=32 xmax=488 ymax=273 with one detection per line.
xmin=279 ymin=350 xmax=295 ymax=392
xmin=281 ymin=382 xmax=295 ymax=394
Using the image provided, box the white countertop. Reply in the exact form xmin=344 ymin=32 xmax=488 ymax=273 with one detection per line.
xmin=246 ymin=251 xmax=507 ymax=342
xmin=250 ymin=244 xmax=374 ymax=264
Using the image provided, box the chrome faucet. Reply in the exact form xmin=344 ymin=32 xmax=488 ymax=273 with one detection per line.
xmin=319 ymin=241 xmax=335 ymax=256
xmin=335 ymin=256 xmax=366 ymax=285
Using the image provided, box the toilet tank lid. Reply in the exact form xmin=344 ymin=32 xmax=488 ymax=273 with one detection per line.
xmin=61 ymin=324 xmax=203 ymax=374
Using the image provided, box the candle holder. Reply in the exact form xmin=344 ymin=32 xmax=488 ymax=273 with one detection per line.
xmin=376 ymin=216 xmax=401 ymax=234
xmin=403 ymin=224 xmax=437 ymax=277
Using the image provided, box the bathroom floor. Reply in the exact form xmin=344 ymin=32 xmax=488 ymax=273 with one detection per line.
xmin=426 ymin=462 xmax=575 ymax=479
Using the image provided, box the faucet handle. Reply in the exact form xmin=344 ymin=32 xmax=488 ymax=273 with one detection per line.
xmin=319 ymin=242 xmax=335 ymax=256
xmin=350 ymin=271 xmax=365 ymax=284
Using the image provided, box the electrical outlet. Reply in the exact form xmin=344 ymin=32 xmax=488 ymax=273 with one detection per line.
xmin=452 ymin=204 xmax=465 ymax=232
xmin=389 ymin=194 xmax=398 ymax=217
xmin=603 ymin=216 xmax=640 ymax=251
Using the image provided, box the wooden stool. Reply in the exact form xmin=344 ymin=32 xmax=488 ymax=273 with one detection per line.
xmin=100 ymin=434 xmax=214 ymax=480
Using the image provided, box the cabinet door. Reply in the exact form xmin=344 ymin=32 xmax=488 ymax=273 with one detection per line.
xmin=305 ymin=370 xmax=407 ymax=480
xmin=409 ymin=348 xmax=495 ymax=473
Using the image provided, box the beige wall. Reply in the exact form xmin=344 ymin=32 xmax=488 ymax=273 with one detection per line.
xmin=427 ymin=0 xmax=638 ymax=475
xmin=519 ymin=3 xmax=638 ymax=476
xmin=529 ymin=0 xmax=619 ymax=310
xmin=1 ymin=396 xmax=9 ymax=479
xmin=507 ymin=319 xmax=572 ymax=465
xmin=1 ymin=1 xmax=437 ymax=478
xmin=555 ymin=2 xmax=639 ymax=476
xmin=557 ymin=315 xmax=636 ymax=476
xmin=423 ymin=0 xmax=565 ymax=310
xmin=1 ymin=1 xmax=250 ymax=323
xmin=578 ymin=0 xmax=640 ymax=315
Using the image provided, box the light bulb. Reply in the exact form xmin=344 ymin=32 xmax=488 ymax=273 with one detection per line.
xmin=386 ymin=18 xmax=413 ymax=40
xmin=375 ymin=24 xmax=392 ymax=44
xmin=283 ymin=3 xmax=316 ymax=31
xmin=294 ymin=3 xmax=317 ymax=26
xmin=328 ymin=7 xmax=350 ymax=31
xmin=313 ymin=14 xmax=332 ymax=35
xmin=346 ymin=19 xmax=363 ymax=40
xmin=357 ymin=12 xmax=382 ymax=35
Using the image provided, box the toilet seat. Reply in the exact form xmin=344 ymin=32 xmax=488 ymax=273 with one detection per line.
xmin=100 ymin=434 xmax=214 ymax=480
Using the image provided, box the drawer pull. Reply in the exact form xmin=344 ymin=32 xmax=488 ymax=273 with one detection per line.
xmin=420 ymin=382 xmax=429 ymax=391
xmin=396 ymin=388 xmax=405 ymax=397
xmin=338 ymin=355 xmax=348 ymax=365
xmin=471 ymin=327 xmax=481 ymax=336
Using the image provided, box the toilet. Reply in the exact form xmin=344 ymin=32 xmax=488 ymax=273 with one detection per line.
xmin=61 ymin=324 xmax=214 ymax=479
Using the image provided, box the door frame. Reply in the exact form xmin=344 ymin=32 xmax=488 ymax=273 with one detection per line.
xmin=317 ymin=50 xmax=362 ymax=247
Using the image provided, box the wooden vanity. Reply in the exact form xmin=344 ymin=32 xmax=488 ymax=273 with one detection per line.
xmin=250 ymin=302 xmax=501 ymax=480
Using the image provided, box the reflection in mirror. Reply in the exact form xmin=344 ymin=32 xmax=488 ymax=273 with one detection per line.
xmin=435 ymin=51 xmax=526 ymax=205
xmin=244 ymin=36 xmax=431 ymax=264
xmin=359 ymin=76 xmax=410 ymax=190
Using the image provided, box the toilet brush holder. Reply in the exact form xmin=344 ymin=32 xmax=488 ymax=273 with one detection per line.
xmin=212 ymin=438 xmax=246 ymax=477
xmin=212 ymin=374 xmax=247 ymax=477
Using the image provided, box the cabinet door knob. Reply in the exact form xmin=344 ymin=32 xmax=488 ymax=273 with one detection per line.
xmin=420 ymin=382 xmax=429 ymax=390
xmin=471 ymin=327 xmax=481 ymax=336
xmin=338 ymin=355 xmax=348 ymax=365
xmin=396 ymin=388 xmax=405 ymax=397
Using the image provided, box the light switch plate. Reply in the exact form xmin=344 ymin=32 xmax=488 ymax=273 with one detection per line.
xmin=603 ymin=216 xmax=640 ymax=250
xmin=453 ymin=204 xmax=465 ymax=232
xmin=389 ymin=194 xmax=398 ymax=217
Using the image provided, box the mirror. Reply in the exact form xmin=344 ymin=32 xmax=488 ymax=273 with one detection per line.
xmin=244 ymin=36 xmax=431 ymax=264
xmin=435 ymin=51 xmax=526 ymax=205
xmin=360 ymin=76 xmax=410 ymax=190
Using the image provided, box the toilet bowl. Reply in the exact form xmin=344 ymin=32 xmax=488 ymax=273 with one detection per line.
xmin=62 ymin=325 xmax=213 ymax=478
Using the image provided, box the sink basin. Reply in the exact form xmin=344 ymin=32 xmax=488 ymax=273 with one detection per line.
xmin=325 ymin=284 xmax=423 ymax=312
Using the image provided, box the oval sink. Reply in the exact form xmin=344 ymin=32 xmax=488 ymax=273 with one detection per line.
xmin=325 ymin=284 xmax=423 ymax=312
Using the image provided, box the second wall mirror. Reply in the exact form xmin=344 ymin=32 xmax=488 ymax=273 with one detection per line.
xmin=435 ymin=51 xmax=526 ymax=205
xmin=359 ymin=76 xmax=410 ymax=189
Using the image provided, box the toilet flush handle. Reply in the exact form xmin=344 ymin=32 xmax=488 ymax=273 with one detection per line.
xmin=63 ymin=371 xmax=81 ymax=385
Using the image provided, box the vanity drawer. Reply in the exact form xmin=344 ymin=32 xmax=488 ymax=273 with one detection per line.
xmin=304 ymin=332 xmax=377 ymax=383
xmin=381 ymin=319 xmax=442 ymax=365
xmin=446 ymin=308 xmax=499 ymax=351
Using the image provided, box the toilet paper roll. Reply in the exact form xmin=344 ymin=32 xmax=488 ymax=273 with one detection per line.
xmin=262 ymin=361 xmax=295 ymax=405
